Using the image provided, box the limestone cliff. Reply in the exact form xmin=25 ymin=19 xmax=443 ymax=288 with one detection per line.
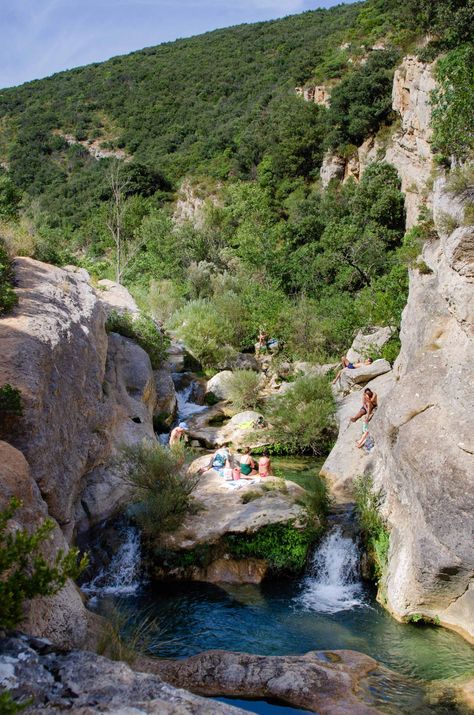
xmin=371 ymin=178 xmax=474 ymax=641
xmin=320 ymin=55 xmax=436 ymax=227
xmin=0 ymin=258 xmax=167 ymax=646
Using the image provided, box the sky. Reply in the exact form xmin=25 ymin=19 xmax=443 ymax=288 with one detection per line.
xmin=0 ymin=0 xmax=356 ymax=89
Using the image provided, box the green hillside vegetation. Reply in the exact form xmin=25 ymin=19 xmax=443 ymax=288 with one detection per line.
xmin=0 ymin=0 xmax=472 ymax=367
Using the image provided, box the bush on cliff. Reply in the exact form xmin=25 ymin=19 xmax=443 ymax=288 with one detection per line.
xmin=116 ymin=442 xmax=199 ymax=538
xmin=105 ymin=310 xmax=169 ymax=368
xmin=354 ymin=474 xmax=390 ymax=585
xmin=0 ymin=238 xmax=17 ymax=315
xmin=0 ymin=497 xmax=88 ymax=630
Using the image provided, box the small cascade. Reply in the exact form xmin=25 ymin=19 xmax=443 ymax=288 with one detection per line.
xmin=297 ymin=525 xmax=365 ymax=613
xmin=175 ymin=381 xmax=207 ymax=420
xmin=82 ymin=526 xmax=142 ymax=596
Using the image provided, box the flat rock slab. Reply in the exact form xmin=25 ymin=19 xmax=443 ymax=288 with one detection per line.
xmin=337 ymin=359 xmax=392 ymax=394
xmin=1 ymin=635 xmax=246 ymax=715
xmin=160 ymin=456 xmax=308 ymax=551
xmin=148 ymin=649 xmax=385 ymax=715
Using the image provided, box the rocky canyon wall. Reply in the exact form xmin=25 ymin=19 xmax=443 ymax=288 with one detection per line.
xmin=0 ymin=258 xmax=168 ymax=646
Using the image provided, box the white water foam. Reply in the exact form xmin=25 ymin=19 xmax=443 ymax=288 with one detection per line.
xmin=82 ymin=526 xmax=142 ymax=596
xmin=176 ymin=383 xmax=207 ymax=420
xmin=297 ymin=526 xmax=365 ymax=613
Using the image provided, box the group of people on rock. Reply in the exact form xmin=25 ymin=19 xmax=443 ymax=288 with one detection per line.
xmin=199 ymin=445 xmax=272 ymax=480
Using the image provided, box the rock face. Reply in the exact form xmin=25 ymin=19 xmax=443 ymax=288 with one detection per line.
xmin=321 ymin=372 xmax=394 ymax=502
xmin=1 ymin=634 xmax=246 ymax=715
xmin=296 ymin=84 xmax=331 ymax=106
xmin=0 ymin=258 xmax=171 ymax=646
xmin=371 ymin=178 xmax=474 ymax=641
xmin=347 ymin=326 xmax=393 ymax=363
xmin=320 ymin=152 xmax=346 ymax=187
xmin=96 ymin=278 xmax=140 ymax=315
xmin=153 ymin=648 xmax=384 ymax=715
xmin=384 ymin=55 xmax=436 ymax=228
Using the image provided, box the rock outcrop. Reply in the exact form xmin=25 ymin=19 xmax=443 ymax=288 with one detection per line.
xmin=0 ymin=258 xmax=171 ymax=646
xmin=1 ymin=634 xmax=246 ymax=715
xmin=371 ymin=177 xmax=474 ymax=641
xmin=152 ymin=456 xmax=311 ymax=583
xmin=384 ymin=55 xmax=436 ymax=228
xmin=152 ymin=648 xmax=385 ymax=715
xmin=296 ymin=84 xmax=331 ymax=107
xmin=205 ymin=370 xmax=233 ymax=401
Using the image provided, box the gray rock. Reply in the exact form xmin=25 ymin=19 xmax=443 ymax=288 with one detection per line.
xmin=205 ymin=371 xmax=233 ymax=401
xmin=96 ymin=279 xmax=140 ymax=315
xmin=370 ymin=177 xmax=474 ymax=641
xmin=1 ymin=635 xmax=246 ymax=715
xmin=346 ymin=327 xmax=393 ymax=363
xmin=154 ymin=368 xmax=178 ymax=425
xmin=337 ymin=359 xmax=392 ymax=394
xmin=320 ymin=372 xmax=394 ymax=502
xmin=218 ymin=353 xmax=260 ymax=371
xmin=151 ymin=648 xmax=385 ymax=715
xmin=294 ymin=361 xmax=338 ymax=377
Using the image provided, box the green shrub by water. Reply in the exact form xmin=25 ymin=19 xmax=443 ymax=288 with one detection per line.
xmin=116 ymin=442 xmax=199 ymax=538
xmin=105 ymin=310 xmax=169 ymax=368
xmin=225 ymin=521 xmax=318 ymax=574
xmin=354 ymin=474 xmax=390 ymax=584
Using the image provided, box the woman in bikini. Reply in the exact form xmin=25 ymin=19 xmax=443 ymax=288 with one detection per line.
xmin=332 ymin=357 xmax=373 ymax=384
xmin=258 ymin=449 xmax=272 ymax=478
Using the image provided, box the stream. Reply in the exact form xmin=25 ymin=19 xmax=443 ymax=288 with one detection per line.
xmin=84 ymin=375 xmax=474 ymax=714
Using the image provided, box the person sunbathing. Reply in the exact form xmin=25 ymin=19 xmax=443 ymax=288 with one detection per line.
xmin=258 ymin=449 xmax=272 ymax=478
xmin=350 ymin=388 xmax=378 ymax=424
xmin=332 ymin=356 xmax=373 ymax=384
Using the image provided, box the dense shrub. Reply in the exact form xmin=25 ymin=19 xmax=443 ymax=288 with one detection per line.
xmin=264 ymin=375 xmax=336 ymax=455
xmin=168 ymin=299 xmax=235 ymax=368
xmin=354 ymin=474 xmax=390 ymax=584
xmin=0 ymin=497 xmax=87 ymax=630
xmin=226 ymin=369 xmax=261 ymax=411
xmin=105 ymin=310 xmax=169 ymax=368
xmin=116 ymin=442 xmax=199 ymax=538
xmin=0 ymin=238 xmax=17 ymax=314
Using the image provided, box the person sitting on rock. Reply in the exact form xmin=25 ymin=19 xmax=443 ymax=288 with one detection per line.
xmin=258 ymin=449 xmax=272 ymax=478
xmin=355 ymin=420 xmax=370 ymax=449
xmin=255 ymin=329 xmax=268 ymax=357
xmin=169 ymin=422 xmax=188 ymax=447
xmin=239 ymin=447 xmax=258 ymax=478
xmin=350 ymin=388 xmax=378 ymax=424
xmin=332 ymin=356 xmax=373 ymax=385
xmin=199 ymin=446 xmax=231 ymax=475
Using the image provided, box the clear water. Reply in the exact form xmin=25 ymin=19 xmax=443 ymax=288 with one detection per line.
xmin=176 ymin=381 xmax=208 ymax=421
xmin=88 ymin=457 xmax=474 ymax=713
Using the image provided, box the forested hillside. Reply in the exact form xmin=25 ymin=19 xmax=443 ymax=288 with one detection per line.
xmin=0 ymin=0 xmax=472 ymax=366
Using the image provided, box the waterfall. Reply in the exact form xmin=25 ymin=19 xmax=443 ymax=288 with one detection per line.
xmin=176 ymin=382 xmax=207 ymax=420
xmin=297 ymin=526 xmax=365 ymax=613
xmin=82 ymin=526 xmax=142 ymax=596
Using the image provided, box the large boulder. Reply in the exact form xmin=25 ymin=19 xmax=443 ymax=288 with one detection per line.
xmin=153 ymin=368 xmax=178 ymax=426
xmin=218 ymin=352 xmax=260 ymax=371
xmin=320 ymin=372 xmax=394 ymax=502
xmin=346 ymin=327 xmax=393 ymax=363
xmin=337 ymin=359 xmax=392 ymax=395
xmin=1 ymin=634 xmax=246 ymax=715
xmin=370 ymin=177 xmax=474 ymax=640
xmin=96 ymin=278 xmax=140 ymax=315
xmin=152 ymin=648 xmax=385 ymax=715
xmin=187 ymin=409 xmax=267 ymax=450
xmin=205 ymin=370 xmax=233 ymax=401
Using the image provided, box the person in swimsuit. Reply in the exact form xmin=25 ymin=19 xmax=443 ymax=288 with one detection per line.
xmin=169 ymin=421 xmax=188 ymax=447
xmin=350 ymin=388 xmax=378 ymax=424
xmin=332 ymin=357 xmax=373 ymax=384
xmin=258 ymin=449 xmax=272 ymax=478
xmin=199 ymin=447 xmax=231 ymax=475
xmin=239 ymin=447 xmax=258 ymax=478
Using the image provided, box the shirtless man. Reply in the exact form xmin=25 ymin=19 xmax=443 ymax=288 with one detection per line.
xmin=169 ymin=422 xmax=188 ymax=447
xmin=350 ymin=388 xmax=378 ymax=424
xmin=332 ymin=356 xmax=373 ymax=384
